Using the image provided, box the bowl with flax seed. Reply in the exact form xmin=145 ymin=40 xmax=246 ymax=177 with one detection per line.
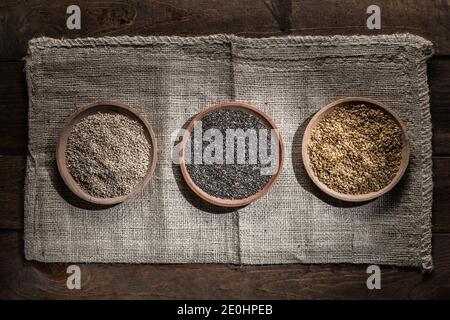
xmin=302 ymin=97 xmax=410 ymax=202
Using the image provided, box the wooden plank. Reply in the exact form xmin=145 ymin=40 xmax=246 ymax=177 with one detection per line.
xmin=1 ymin=57 xmax=450 ymax=156
xmin=290 ymin=0 xmax=450 ymax=55
xmin=0 ymin=156 xmax=25 ymax=229
xmin=0 ymin=0 xmax=448 ymax=301
xmin=430 ymin=57 xmax=450 ymax=155
xmin=0 ymin=0 xmax=449 ymax=61
xmin=433 ymin=157 xmax=450 ymax=233
xmin=0 ymin=62 xmax=27 ymax=156
xmin=1 ymin=155 xmax=450 ymax=232
xmin=1 ymin=229 xmax=449 ymax=299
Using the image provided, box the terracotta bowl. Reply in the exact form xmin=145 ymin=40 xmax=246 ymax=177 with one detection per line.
xmin=56 ymin=100 xmax=158 ymax=205
xmin=179 ymin=101 xmax=285 ymax=208
xmin=302 ymin=97 xmax=410 ymax=202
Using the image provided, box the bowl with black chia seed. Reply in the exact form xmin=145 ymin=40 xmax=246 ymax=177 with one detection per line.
xmin=56 ymin=100 xmax=158 ymax=205
xmin=179 ymin=102 xmax=285 ymax=207
xmin=302 ymin=97 xmax=410 ymax=202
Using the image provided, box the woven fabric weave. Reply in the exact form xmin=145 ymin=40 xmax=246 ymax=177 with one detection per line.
xmin=24 ymin=34 xmax=433 ymax=270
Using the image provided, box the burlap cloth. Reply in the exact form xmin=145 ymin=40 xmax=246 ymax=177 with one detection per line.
xmin=24 ymin=34 xmax=434 ymax=270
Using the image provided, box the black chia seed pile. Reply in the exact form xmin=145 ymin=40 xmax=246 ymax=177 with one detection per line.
xmin=66 ymin=112 xmax=151 ymax=198
xmin=186 ymin=108 xmax=275 ymax=200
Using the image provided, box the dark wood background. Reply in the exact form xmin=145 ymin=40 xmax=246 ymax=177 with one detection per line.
xmin=1 ymin=0 xmax=449 ymax=299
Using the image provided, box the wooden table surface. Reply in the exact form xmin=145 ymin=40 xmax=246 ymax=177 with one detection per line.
xmin=1 ymin=0 xmax=449 ymax=299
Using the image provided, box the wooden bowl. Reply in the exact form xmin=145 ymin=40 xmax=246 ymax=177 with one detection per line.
xmin=179 ymin=101 xmax=285 ymax=208
xmin=56 ymin=100 xmax=158 ymax=205
xmin=302 ymin=97 xmax=410 ymax=202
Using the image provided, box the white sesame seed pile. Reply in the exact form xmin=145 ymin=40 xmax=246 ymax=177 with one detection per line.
xmin=66 ymin=112 xmax=150 ymax=198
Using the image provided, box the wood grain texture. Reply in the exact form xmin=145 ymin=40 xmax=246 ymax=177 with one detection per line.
xmin=0 ymin=156 xmax=25 ymax=230
xmin=291 ymin=0 xmax=450 ymax=55
xmin=1 ymin=230 xmax=449 ymax=299
xmin=0 ymin=0 xmax=449 ymax=60
xmin=433 ymin=157 xmax=450 ymax=233
xmin=0 ymin=0 xmax=449 ymax=300
xmin=430 ymin=57 xmax=450 ymax=155
xmin=0 ymin=62 xmax=27 ymax=156
xmin=1 ymin=155 xmax=449 ymax=233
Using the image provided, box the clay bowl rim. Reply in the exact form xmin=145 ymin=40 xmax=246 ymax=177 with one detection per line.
xmin=179 ymin=101 xmax=285 ymax=208
xmin=56 ymin=100 xmax=158 ymax=206
xmin=302 ymin=97 xmax=411 ymax=202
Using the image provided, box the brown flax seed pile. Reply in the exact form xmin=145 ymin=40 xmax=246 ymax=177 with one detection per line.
xmin=307 ymin=104 xmax=403 ymax=195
